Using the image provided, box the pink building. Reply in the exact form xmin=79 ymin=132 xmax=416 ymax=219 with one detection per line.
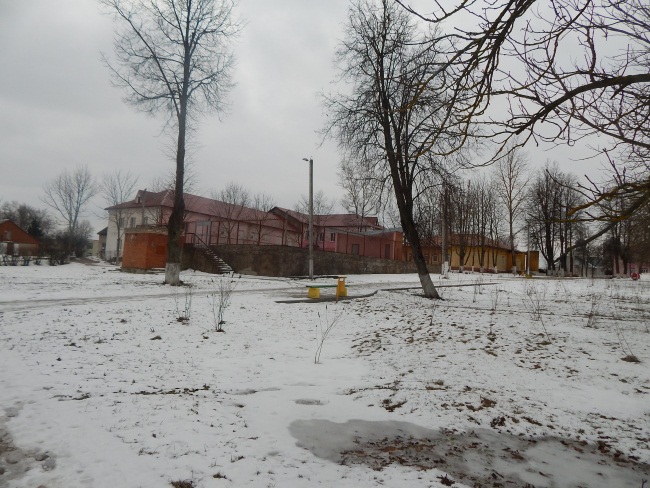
xmin=105 ymin=190 xmax=301 ymax=256
xmin=269 ymin=207 xmax=389 ymax=253
xmin=106 ymin=190 xmax=401 ymax=261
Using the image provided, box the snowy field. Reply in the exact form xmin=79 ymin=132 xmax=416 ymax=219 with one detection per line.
xmin=0 ymin=262 xmax=649 ymax=488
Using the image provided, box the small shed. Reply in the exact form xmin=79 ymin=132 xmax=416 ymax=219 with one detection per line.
xmin=0 ymin=220 xmax=40 ymax=256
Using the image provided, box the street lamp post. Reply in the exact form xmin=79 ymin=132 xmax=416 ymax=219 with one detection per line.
xmin=302 ymin=157 xmax=314 ymax=279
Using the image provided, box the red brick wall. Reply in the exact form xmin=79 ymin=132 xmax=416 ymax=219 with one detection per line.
xmin=122 ymin=230 xmax=168 ymax=270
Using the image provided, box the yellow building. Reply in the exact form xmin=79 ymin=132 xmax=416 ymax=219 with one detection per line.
xmin=404 ymin=235 xmax=539 ymax=273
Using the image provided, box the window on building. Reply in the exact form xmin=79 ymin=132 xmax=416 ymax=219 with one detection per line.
xmin=143 ymin=216 xmax=148 ymax=226
xmin=130 ymin=217 xmax=136 ymax=228
xmin=118 ymin=217 xmax=124 ymax=228
xmin=351 ymin=244 xmax=360 ymax=255
xmin=4 ymin=231 xmax=11 ymax=241
xmin=319 ymin=233 xmax=325 ymax=242
xmin=433 ymin=254 xmax=438 ymax=262
xmin=330 ymin=233 xmax=336 ymax=242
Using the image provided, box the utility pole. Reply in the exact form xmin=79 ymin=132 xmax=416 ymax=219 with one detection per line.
xmin=302 ymin=158 xmax=314 ymax=279
xmin=526 ymin=220 xmax=531 ymax=276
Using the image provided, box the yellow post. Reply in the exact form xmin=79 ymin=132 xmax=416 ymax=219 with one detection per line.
xmin=337 ymin=276 xmax=348 ymax=298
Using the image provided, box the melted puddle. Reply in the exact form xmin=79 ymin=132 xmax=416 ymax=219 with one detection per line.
xmin=289 ymin=419 xmax=649 ymax=487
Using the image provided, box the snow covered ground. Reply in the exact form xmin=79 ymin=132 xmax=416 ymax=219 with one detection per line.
xmin=0 ymin=262 xmax=648 ymax=488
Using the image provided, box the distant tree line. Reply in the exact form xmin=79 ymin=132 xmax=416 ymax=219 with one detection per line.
xmin=0 ymin=200 xmax=93 ymax=262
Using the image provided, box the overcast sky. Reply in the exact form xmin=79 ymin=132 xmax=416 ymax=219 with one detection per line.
xmin=0 ymin=0 xmax=608 ymax=234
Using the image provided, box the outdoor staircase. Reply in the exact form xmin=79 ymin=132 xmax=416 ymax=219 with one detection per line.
xmin=195 ymin=246 xmax=233 ymax=275
xmin=185 ymin=233 xmax=233 ymax=275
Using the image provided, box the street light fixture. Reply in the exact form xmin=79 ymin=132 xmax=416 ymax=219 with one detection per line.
xmin=302 ymin=157 xmax=314 ymax=279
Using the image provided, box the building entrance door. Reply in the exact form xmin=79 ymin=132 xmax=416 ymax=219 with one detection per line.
xmin=196 ymin=222 xmax=210 ymax=246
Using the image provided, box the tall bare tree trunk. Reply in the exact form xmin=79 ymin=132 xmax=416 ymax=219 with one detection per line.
xmin=404 ymin=220 xmax=439 ymax=298
xmin=165 ymin=65 xmax=189 ymax=285
xmin=386 ymin=147 xmax=439 ymax=299
xmin=102 ymin=0 xmax=239 ymax=285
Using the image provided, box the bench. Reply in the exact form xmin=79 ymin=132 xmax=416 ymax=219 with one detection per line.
xmin=305 ymin=276 xmax=348 ymax=299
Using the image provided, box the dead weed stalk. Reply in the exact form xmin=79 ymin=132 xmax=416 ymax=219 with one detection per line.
xmin=315 ymin=305 xmax=344 ymax=364
xmin=523 ymin=282 xmax=546 ymax=321
xmin=174 ymin=282 xmax=193 ymax=323
xmin=209 ymin=275 xmax=239 ymax=332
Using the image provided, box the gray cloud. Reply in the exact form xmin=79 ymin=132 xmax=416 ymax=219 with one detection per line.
xmin=0 ymin=0 xmax=605 ymax=234
xmin=0 ymin=0 xmax=349 ymax=232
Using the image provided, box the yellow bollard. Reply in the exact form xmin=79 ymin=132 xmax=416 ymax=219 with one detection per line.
xmin=337 ymin=276 xmax=348 ymax=298
xmin=308 ymin=287 xmax=320 ymax=299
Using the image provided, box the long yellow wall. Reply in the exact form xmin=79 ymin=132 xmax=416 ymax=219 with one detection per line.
xmin=402 ymin=244 xmax=539 ymax=273
xmin=450 ymin=245 xmax=534 ymax=273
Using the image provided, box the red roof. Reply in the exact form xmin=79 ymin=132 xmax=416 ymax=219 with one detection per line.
xmin=0 ymin=220 xmax=40 ymax=245
xmin=107 ymin=190 xmax=274 ymax=222
xmin=270 ymin=207 xmax=381 ymax=230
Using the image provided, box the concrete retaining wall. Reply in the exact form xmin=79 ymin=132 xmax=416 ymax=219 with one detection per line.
xmin=184 ymin=244 xmax=433 ymax=277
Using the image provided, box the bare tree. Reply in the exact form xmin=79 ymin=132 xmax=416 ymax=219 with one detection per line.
xmin=0 ymin=202 xmax=55 ymax=237
xmin=557 ymin=175 xmax=585 ymax=274
xmin=629 ymin=201 xmax=650 ymax=266
xmin=414 ymin=176 xmax=444 ymax=255
xmin=213 ymin=182 xmax=250 ymax=244
xmin=323 ymin=0 xmax=469 ymax=298
xmin=295 ymin=190 xmax=336 ymax=249
xmin=148 ymin=161 xmax=199 ymax=194
xmin=295 ymin=190 xmax=336 ymax=218
xmin=102 ymin=170 xmax=139 ymax=262
xmin=469 ymin=177 xmax=485 ymax=271
xmin=527 ymin=162 xmax=583 ymax=274
xmin=452 ymin=179 xmax=475 ymax=272
xmin=251 ymin=192 xmax=276 ymax=213
xmin=487 ymin=188 xmax=504 ymax=273
xmin=493 ymin=142 xmax=530 ymax=274
xmin=71 ymin=219 xmax=95 ymax=257
xmin=42 ymin=166 xmax=98 ymax=254
xmin=527 ymin=163 xmax=562 ymax=273
xmin=338 ymin=155 xmax=385 ymax=225
xmin=250 ymin=192 xmax=277 ymax=245
xmin=397 ymin=0 xmax=650 ymax=230
xmin=102 ymin=0 xmax=240 ymax=285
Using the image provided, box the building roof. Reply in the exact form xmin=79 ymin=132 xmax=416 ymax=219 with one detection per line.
xmin=107 ymin=190 xmax=275 ymax=222
xmin=270 ymin=207 xmax=382 ymax=230
xmin=105 ymin=189 xmax=174 ymax=211
xmin=0 ymin=219 xmax=40 ymax=245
